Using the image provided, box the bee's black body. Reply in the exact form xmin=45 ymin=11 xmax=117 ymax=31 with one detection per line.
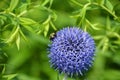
xmin=50 ymin=32 xmax=56 ymax=41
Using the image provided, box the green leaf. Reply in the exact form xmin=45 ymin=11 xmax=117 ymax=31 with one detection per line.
xmin=17 ymin=73 xmax=39 ymax=80
xmin=51 ymin=11 xmax=57 ymax=21
xmin=87 ymin=0 xmax=91 ymax=3
xmin=8 ymin=0 xmax=19 ymax=12
xmin=42 ymin=0 xmax=50 ymax=6
xmin=44 ymin=23 xmax=49 ymax=37
xmin=43 ymin=15 xmax=51 ymax=25
xmin=0 ymin=15 xmax=7 ymax=20
xmin=19 ymin=17 xmax=40 ymax=33
xmin=70 ymin=0 xmax=83 ymax=7
xmin=49 ymin=0 xmax=53 ymax=8
xmin=93 ymin=35 xmax=104 ymax=40
xmin=97 ymin=37 xmax=106 ymax=49
xmin=19 ymin=17 xmax=37 ymax=25
xmin=42 ymin=15 xmax=51 ymax=36
xmin=18 ymin=3 xmax=27 ymax=12
xmin=78 ymin=3 xmax=91 ymax=26
xmin=106 ymin=16 xmax=111 ymax=30
xmin=112 ymin=32 xmax=120 ymax=39
xmin=16 ymin=3 xmax=27 ymax=16
xmin=102 ymin=37 xmax=109 ymax=52
xmin=50 ymin=21 xmax=57 ymax=31
xmin=21 ymin=25 xmax=34 ymax=32
xmin=79 ymin=6 xmax=87 ymax=25
xmin=105 ymin=0 xmax=113 ymax=11
xmin=2 ymin=64 xmax=5 ymax=74
xmin=6 ymin=26 xmax=19 ymax=43
xmin=19 ymin=29 xmax=28 ymax=41
xmin=100 ymin=0 xmax=105 ymax=5
xmin=3 ymin=74 xmax=17 ymax=80
xmin=86 ymin=19 xmax=101 ymax=30
xmin=109 ymin=44 xmax=118 ymax=52
xmin=113 ymin=39 xmax=120 ymax=45
xmin=0 ymin=19 xmax=4 ymax=26
xmin=16 ymin=33 xmax=20 ymax=50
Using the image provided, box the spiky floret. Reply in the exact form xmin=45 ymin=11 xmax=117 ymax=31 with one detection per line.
xmin=48 ymin=27 xmax=95 ymax=77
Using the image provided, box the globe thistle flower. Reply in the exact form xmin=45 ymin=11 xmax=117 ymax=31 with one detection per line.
xmin=48 ymin=27 xmax=95 ymax=77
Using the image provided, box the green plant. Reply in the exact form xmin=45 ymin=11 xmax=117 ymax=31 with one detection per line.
xmin=0 ymin=0 xmax=120 ymax=80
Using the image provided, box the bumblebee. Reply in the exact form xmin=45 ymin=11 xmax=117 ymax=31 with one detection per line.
xmin=49 ymin=32 xmax=56 ymax=41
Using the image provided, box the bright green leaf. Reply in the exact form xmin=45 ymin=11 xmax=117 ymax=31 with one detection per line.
xmin=79 ymin=6 xmax=87 ymax=21
xmin=86 ymin=19 xmax=101 ymax=30
xmin=19 ymin=17 xmax=37 ymax=25
xmin=105 ymin=0 xmax=113 ymax=11
xmin=21 ymin=25 xmax=34 ymax=32
xmin=3 ymin=74 xmax=17 ymax=80
xmin=100 ymin=0 xmax=105 ymax=5
xmin=78 ymin=3 xmax=91 ymax=26
xmin=42 ymin=0 xmax=50 ymax=6
xmin=49 ymin=0 xmax=53 ymax=8
xmin=19 ymin=29 xmax=28 ymax=41
xmin=70 ymin=0 xmax=83 ymax=7
xmin=102 ymin=37 xmax=109 ymax=52
xmin=112 ymin=32 xmax=120 ymax=39
xmin=51 ymin=11 xmax=57 ymax=21
xmin=16 ymin=33 xmax=20 ymax=50
xmin=50 ymin=21 xmax=57 ymax=31
xmin=43 ymin=15 xmax=51 ymax=25
xmin=8 ymin=0 xmax=19 ymax=12
xmin=44 ymin=23 xmax=49 ymax=37
xmin=93 ymin=35 xmax=104 ymax=40
xmin=6 ymin=26 xmax=19 ymax=43
xmin=16 ymin=3 xmax=27 ymax=17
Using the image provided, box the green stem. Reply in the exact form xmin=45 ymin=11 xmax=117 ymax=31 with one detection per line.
xmin=77 ymin=2 xmax=118 ymax=21
xmin=63 ymin=75 xmax=67 ymax=80
xmin=57 ymin=73 xmax=60 ymax=80
xmin=70 ymin=0 xmax=83 ymax=7
xmin=100 ymin=5 xmax=117 ymax=19
xmin=92 ymin=3 xmax=118 ymax=20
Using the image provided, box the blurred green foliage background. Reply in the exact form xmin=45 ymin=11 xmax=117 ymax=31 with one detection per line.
xmin=0 ymin=0 xmax=120 ymax=80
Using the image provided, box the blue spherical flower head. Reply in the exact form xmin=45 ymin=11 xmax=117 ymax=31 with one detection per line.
xmin=48 ymin=27 xmax=95 ymax=77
